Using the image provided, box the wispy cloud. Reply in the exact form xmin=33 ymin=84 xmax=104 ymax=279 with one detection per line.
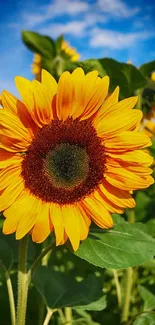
xmin=90 ymin=28 xmax=155 ymax=49
xmin=22 ymin=0 xmax=89 ymax=28
xmin=97 ymin=0 xmax=140 ymax=18
xmin=40 ymin=21 xmax=88 ymax=37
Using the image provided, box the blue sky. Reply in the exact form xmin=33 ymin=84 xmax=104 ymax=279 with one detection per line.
xmin=0 ymin=0 xmax=155 ymax=96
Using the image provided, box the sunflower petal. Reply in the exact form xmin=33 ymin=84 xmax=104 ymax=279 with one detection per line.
xmin=82 ymin=193 xmax=113 ymax=228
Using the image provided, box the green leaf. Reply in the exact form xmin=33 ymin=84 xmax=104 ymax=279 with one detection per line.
xmin=79 ymin=59 xmax=107 ymax=77
xmin=140 ymin=60 xmax=155 ymax=77
xmin=138 ymin=285 xmax=155 ymax=311
xmin=120 ymin=63 xmax=146 ymax=94
xmin=0 ymin=237 xmax=13 ymax=270
xmin=56 ymin=34 xmax=64 ymax=54
xmin=75 ymin=223 xmax=155 ymax=269
xmin=22 ymin=31 xmax=56 ymax=58
xmin=135 ymin=191 xmax=151 ymax=221
xmin=98 ymin=58 xmax=129 ymax=98
xmin=74 ymin=309 xmax=100 ymax=325
xmin=150 ymin=139 xmax=155 ymax=159
xmin=33 ymin=266 xmax=106 ymax=309
xmin=146 ymin=220 xmax=155 ymax=237
xmin=133 ymin=313 xmax=155 ymax=325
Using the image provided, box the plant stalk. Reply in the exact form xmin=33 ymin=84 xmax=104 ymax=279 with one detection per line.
xmin=5 ymin=269 xmax=16 ymax=325
xmin=121 ymin=267 xmax=133 ymax=323
xmin=16 ymin=235 xmax=30 ymax=325
xmin=65 ymin=307 xmax=72 ymax=325
xmin=112 ymin=269 xmax=122 ymax=307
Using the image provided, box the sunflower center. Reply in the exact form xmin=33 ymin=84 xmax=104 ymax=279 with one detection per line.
xmin=22 ymin=118 xmax=106 ymax=204
xmin=44 ymin=143 xmax=89 ymax=189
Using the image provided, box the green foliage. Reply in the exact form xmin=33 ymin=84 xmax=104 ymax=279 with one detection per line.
xmin=33 ymin=266 xmax=106 ymax=310
xmin=133 ymin=313 xmax=155 ymax=325
xmin=75 ymin=223 xmax=155 ymax=269
xmin=138 ymin=285 xmax=155 ymax=311
xmin=22 ymin=31 xmax=56 ymax=58
xmin=140 ymin=60 xmax=155 ymax=77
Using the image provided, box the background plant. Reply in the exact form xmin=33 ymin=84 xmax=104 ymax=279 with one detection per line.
xmin=0 ymin=31 xmax=155 ymax=325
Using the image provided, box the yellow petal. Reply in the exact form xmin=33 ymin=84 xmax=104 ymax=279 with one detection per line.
xmin=0 ymin=164 xmax=22 ymax=190
xmin=95 ymin=109 xmax=142 ymax=138
xmin=105 ymin=166 xmax=154 ymax=191
xmin=99 ymin=180 xmax=135 ymax=208
xmin=32 ymin=203 xmax=52 ymax=243
xmin=41 ymin=69 xmax=57 ymax=99
xmin=108 ymin=150 xmax=153 ymax=167
xmin=0 ymin=177 xmax=24 ymax=211
xmin=0 ymin=110 xmax=32 ymax=151
xmin=82 ymin=193 xmax=113 ymax=228
xmin=105 ymin=131 xmax=151 ymax=151
xmin=81 ymin=76 xmax=110 ymax=120
xmin=50 ymin=204 xmax=64 ymax=245
xmin=15 ymin=193 xmax=40 ymax=239
xmin=56 ymin=71 xmax=75 ymax=121
xmin=0 ymin=150 xmax=22 ymax=168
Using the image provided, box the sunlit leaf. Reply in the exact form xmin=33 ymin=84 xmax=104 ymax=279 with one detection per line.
xmin=22 ymin=31 xmax=56 ymax=58
xmin=138 ymin=285 xmax=155 ymax=311
xmin=75 ymin=223 xmax=155 ymax=269
xmin=133 ymin=313 xmax=155 ymax=325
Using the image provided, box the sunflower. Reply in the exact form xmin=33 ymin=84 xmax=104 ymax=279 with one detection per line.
xmin=0 ymin=68 xmax=154 ymax=250
xmin=61 ymin=40 xmax=80 ymax=62
xmin=31 ymin=53 xmax=42 ymax=81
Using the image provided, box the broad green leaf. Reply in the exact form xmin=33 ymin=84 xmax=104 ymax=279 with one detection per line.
xmin=75 ymin=223 xmax=155 ymax=269
xmin=138 ymin=285 xmax=155 ymax=311
xmin=120 ymin=63 xmax=146 ymax=94
xmin=22 ymin=31 xmax=56 ymax=58
xmin=33 ymin=266 xmax=106 ymax=309
xmin=133 ymin=313 xmax=155 ymax=325
xmin=79 ymin=59 xmax=107 ymax=77
xmin=74 ymin=309 xmax=100 ymax=325
xmin=77 ymin=295 xmax=106 ymax=311
xmin=0 ymin=238 xmax=13 ymax=270
xmin=140 ymin=60 xmax=155 ymax=77
xmin=135 ymin=191 xmax=151 ymax=221
xmin=98 ymin=58 xmax=129 ymax=98
xmin=146 ymin=220 xmax=155 ymax=237
xmin=0 ymin=231 xmax=37 ymax=267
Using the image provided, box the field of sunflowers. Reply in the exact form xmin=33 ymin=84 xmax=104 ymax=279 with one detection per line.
xmin=0 ymin=31 xmax=155 ymax=325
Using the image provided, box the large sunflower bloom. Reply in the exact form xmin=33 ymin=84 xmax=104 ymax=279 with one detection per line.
xmin=0 ymin=68 xmax=154 ymax=250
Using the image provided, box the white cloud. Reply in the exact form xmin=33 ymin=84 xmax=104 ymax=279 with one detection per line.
xmin=40 ymin=21 xmax=88 ymax=37
xmin=97 ymin=0 xmax=140 ymax=17
xmin=23 ymin=0 xmax=89 ymax=28
xmin=90 ymin=28 xmax=155 ymax=49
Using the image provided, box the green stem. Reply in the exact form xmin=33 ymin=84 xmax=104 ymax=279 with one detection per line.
xmin=65 ymin=307 xmax=72 ymax=325
xmin=0 ymin=262 xmax=16 ymax=325
xmin=58 ymin=309 xmax=66 ymax=323
xmin=38 ymin=241 xmax=52 ymax=325
xmin=112 ymin=269 xmax=122 ymax=307
xmin=43 ymin=308 xmax=53 ymax=325
xmin=29 ymin=240 xmax=54 ymax=279
xmin=121 ymin=267 xmax=133 ymax=323
xmin=16 ymin=235 xmax=30 ymax=325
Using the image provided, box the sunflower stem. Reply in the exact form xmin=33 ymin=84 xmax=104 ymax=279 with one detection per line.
xmin=43 ymin=308 xmax=53 ymax=325
xmin=16 ymin=235 xmax=30 ymax=325
xmin=121 ymin=267 xmax=133 ymax=324
xmin=38 ymin=240 xmax=52 ymax=325
xmin=65 ymin=307 xmax=72 ymax=325
xmin=29 ymin=240 xmax=55 ymax=278
xmin=112 ymin=269 xmax=122 ymax=307
xmin=0 ymin=261 xmax=16 ymax=325
xmin=121 ymin=209 xmax=135 ymax=323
